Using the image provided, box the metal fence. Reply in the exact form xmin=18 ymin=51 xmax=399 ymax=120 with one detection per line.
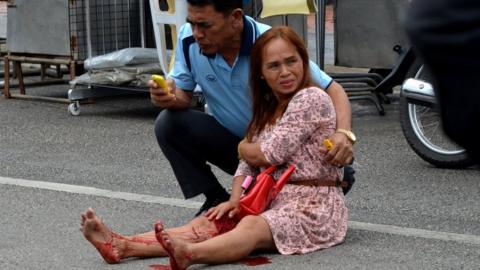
xmin=69 ymin=0 xmax=155 ymax=60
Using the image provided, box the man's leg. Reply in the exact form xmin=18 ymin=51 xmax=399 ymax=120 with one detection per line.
xmin=154 ymin=109 xmax=241 ymax=212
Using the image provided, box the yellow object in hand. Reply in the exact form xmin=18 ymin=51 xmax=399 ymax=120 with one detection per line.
xmin=151 ymin=75 xmax=170 ymax=95
xmin=323 ymin=139 xmax=334 ymax=150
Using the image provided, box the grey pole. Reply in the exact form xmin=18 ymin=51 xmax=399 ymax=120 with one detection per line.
xmin=139 ymin=0 xmax=146 ymax=48
xmin=85 ymin=0 xmax=92 ymax=59
xmin=315 ymin=0 xmax=326 ymax=69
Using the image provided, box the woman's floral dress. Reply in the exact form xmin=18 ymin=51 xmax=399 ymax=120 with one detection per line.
xmin=235 ymin=87 xmax=348 ymax=254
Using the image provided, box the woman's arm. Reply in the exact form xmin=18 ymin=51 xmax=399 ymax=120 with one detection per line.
xmin=242 ymin=88 xmax=334 ymax=167
xmin=229 ymin=175 xmax=246 ymax=204
xmin=238 ymin=139 xmax=269 ymax=167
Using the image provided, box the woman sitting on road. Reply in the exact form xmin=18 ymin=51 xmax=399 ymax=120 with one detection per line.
xmin=80 ymin=26 xmax=348 ymax=268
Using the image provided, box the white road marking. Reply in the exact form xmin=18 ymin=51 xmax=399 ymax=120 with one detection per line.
xmin=348 ymin=221 xmax=480 ymax=246
xmin=0 ymin=176 xmax=201 ymax=209
xmin=1 ymin=176 xmax=479 ymax=246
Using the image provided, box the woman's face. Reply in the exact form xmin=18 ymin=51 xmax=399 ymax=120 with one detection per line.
xmin=261 ymin=37 xmax=304 ymax=101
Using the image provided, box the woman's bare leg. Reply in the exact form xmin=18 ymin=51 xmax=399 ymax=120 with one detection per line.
xmin=80 ymin=208 xmax=218 ymax=264
xmin=155 ymin=215 xmax=275 ymax=270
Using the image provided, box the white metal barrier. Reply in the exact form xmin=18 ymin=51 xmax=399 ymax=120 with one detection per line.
xmin=149 ymin=0 xmax=187 ymax=73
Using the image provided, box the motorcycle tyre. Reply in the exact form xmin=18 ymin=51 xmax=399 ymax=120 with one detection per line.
xmin=399 ymin=64 xmax=475 ymax=168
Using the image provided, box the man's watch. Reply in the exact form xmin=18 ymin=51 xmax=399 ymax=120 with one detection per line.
xmin=336 ymin=128 xmax=357 ymax=145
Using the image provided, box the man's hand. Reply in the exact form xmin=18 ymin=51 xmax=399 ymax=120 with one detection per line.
xmin=323 ymin=132 xmax=354 ymax=166
xmin=148 ymin=78 xmax=177 ymax=108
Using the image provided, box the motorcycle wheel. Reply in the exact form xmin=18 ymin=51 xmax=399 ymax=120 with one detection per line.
xmin=399 ymin=65 xmax=475 ymax=168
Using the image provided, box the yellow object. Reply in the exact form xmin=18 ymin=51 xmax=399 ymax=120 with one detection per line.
xmin=323 ymin=139 xmax=334 ymax=151
xmin=261 ymin=0 xmax=317 ymax=18
xmin=151 ymin=75 xmax=170 ymax=95
xmin=167 ymin=0 xmax=177 ymax=72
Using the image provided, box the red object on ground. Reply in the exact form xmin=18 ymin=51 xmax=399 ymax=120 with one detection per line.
xmin=239 ymin=256 xmax=272 ymax=266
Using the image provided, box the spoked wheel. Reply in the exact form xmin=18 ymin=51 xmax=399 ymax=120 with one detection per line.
xmin=399 ymin=65 xmax=474 ymax=168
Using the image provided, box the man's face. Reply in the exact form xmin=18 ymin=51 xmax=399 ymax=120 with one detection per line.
xmin=186 ymin=5 xmax=237 ymax=54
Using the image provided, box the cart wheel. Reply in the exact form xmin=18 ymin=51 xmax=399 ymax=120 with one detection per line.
xmin=68 ymin=101 xmax=81 ymax=116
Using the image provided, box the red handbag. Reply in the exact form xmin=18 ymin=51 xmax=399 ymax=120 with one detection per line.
xmin=237 ymin=164 xmax=295 ymax=219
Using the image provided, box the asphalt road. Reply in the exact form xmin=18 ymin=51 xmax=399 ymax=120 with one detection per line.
xmin=0 ymin=84 xmax=479 ymax=270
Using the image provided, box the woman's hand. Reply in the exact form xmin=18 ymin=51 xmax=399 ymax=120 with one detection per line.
xmin=205 ymin=200 xmax=239 ymax=220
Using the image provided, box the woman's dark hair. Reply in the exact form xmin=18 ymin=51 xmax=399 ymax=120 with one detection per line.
xmin=246 ymin=26 xmax=314 ymax=141
xmin=187 ymin=0 xmax=243 ymax=15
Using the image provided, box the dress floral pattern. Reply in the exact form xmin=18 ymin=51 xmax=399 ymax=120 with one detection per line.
xmin=234 ymin=87 xmax=348 ymax=254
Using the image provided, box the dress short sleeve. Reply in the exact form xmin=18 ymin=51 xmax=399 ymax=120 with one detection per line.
xmin=234 ymin=159 xmax=257 ymax=178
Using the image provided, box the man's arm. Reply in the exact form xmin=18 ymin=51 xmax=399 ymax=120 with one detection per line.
xmin=308 ymin=60 xmax=354 ymax=165
xmin=325 ymin=81 xmax=354 ymax=165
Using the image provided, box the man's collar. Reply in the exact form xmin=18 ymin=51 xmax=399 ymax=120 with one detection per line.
xmin=239 ymin=15 xmax=255 ymax=56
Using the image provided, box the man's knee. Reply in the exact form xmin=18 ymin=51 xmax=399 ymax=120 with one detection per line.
xmin=154 ymin=110 xmax=184 ymax=145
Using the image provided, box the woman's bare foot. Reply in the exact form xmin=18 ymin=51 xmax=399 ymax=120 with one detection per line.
xmin=80 ymin=208 xmax=126 ymax=264
xmin=155 ymin=221 xmax=193 ymax=270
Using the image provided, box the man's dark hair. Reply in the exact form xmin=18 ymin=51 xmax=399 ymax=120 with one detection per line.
xmin=187 ymin=0 xmax=243 ymax=15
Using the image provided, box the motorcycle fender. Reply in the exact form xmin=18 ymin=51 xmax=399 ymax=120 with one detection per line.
xmin=401 ymin=78 xmax=437 ymax=106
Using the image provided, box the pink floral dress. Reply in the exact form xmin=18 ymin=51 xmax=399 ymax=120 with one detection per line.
xmin=234 ymin=87 xmax=348 ymax=254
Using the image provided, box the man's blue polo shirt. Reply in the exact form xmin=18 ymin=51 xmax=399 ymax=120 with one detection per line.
xmin=169 ymin=16 xmax=333 ymax=138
